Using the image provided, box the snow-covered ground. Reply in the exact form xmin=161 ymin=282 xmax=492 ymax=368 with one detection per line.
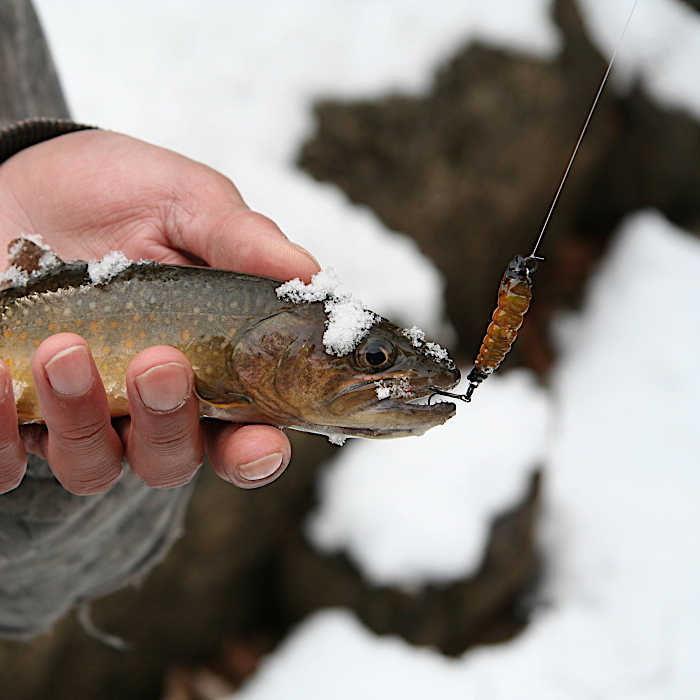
xmin=33 ymin=1 xmax=700 ymax=697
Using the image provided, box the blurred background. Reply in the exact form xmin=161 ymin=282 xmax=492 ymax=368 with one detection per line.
xmin=2 ymin=0 xmax=699 ymax=697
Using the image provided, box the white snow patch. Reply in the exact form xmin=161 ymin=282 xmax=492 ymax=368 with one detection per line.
xmin=402 ymin=325 xmax=426 ymax=346
xmin=0 ymin=266 xmax=29 ymax=289
xmin=232 ymin=610 xmax=471 ymax=700
xmin=579 ymin=0 xmax=700 ymax=118
xmin=275 ymin=268 xmax=341 ymax=304
xmin=25 ymin=233 xmax=49 ymax=249
xmin=424 ymin=341 xmax=450 ymax=363
xmin=87 ymin=251 xmax=132 ymax=284
xmin=0 ymin=236 xmax=63 ymax=288
xmin=277 ymin=269 xmax=378 ymax=356
xmin=326 ymin=433 xmax=347 ymax=447
xmin=322 ymin=298 xmax=377 ymax=357
xmin=307 ymin=369 xmax=549 ymax=585
xmin=375 ymin=377 xmax=412 ymax=401
xmin=402 ymin=325 xmax=452 ymax=366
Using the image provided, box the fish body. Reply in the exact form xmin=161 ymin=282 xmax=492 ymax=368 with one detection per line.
xmin=0 ymin=240 xmax=459 ymax=439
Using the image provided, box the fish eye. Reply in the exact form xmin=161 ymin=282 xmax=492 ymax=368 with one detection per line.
xmin=354 ymin=337 xmax=395 ymax=371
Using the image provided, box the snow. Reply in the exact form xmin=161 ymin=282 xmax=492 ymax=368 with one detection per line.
xmin=277 ymin=269 xmax=378 ymax=356
xmin=375 ymin=377 xmax=412 ymax=401
xmin=402 ymin=325 xmax=453 ymax=366
xmin=326 ymin=433 xmax=347 ymax=448
xmin=86 ymin=251 xmax=132 ymax=284
xmin=0 ymin=236 xmax=61 ymax=288
xmin=402 ymin=326 xmax=426 ymax=346
xmin=579 ymin=0 xmax=700 ymax=118
xmin=12 ymin=233 xmax=50 ymax=251
xmin=322 ymin=299 xmax=377 ymax=357
xmin=0 ymin=265 xmax=30 ymax=289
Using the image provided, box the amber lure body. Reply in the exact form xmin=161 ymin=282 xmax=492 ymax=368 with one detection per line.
xmin=465 ymin=255 xmax=534 ymax=399
xmin=0 ymin=241 xmax=459 ymax=439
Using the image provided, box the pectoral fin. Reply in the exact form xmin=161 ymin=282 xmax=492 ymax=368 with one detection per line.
xmin=194 ymin=376 xmax=252 ymax=408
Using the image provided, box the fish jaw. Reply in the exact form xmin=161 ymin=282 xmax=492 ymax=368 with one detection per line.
xmin=289 ymin=399 xmax=456 ymax=439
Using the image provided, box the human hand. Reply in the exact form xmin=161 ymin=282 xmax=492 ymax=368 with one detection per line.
xmin=0 ymin=129 xmax=320 ymax=494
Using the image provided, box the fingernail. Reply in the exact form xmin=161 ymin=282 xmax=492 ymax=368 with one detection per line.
xmin=237 ymin=452 xmax=284 ymax=481
xmin=135 ymin=362 xmax=190 ymax=412
xmin=45 ymin=346 xmax=94 ymax=397
xmin=291 ymin=242 xmax=320 ymax=269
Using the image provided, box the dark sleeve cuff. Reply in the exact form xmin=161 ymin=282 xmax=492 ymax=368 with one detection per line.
xmin=0 ymin=118 xmax=95 ymax=165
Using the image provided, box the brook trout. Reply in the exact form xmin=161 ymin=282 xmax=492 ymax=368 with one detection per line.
xmin=0 ymin=239 xmax=459 ymax=440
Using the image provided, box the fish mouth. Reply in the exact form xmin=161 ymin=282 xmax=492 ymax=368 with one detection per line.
xmin=321 ymin=374 xmax=459 ymax=438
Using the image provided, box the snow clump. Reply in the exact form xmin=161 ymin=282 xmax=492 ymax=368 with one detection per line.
xmin=326 ymin=432 xmax=348 ymax=446
xmin=0 ymin=235 xmax=62 ymax=288
xmin=277 ymin=269 xmax=378 ymax=356
xmin=375 ymin=377 xmax=412 ymax=400
xmin=87 ymin=250 xmax=133 ymax=284
xmin=402 ymin=325 xmax=452 ymax=365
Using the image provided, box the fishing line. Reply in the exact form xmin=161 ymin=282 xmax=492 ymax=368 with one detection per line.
xmin=430 ymin=0 xmax=639 ymax=405
xmin=529 ymin=0 xmax=639 ymax=260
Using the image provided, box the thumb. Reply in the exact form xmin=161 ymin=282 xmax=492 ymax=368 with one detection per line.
xmin=167 ymin=170 xmax=320 ymax=282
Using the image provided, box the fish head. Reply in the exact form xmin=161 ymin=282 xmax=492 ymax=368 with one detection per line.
xmin=231 ymin=304 xmax=460 ymax=438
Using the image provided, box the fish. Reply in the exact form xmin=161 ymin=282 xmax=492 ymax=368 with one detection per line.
xmin=0 ymin=238 xmax=459 ymax=440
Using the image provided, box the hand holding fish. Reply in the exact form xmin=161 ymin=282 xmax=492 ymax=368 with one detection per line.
xmin=0 ymin=129 xmax=320 ymax=494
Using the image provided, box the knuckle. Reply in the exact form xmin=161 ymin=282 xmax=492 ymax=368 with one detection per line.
xmin=0 ymin=444 xmax=26 ymax=493
xmin=56 ymin=418 xmax=109 ymax=449
xmin=58 ymin=462 xmax=123 ymax=495
xmin=138 ymin=462 xmax=201 ymax=489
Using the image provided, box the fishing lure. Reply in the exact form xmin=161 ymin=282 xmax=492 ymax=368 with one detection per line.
xmin=430 ymin=0 xmax=638 ymax=405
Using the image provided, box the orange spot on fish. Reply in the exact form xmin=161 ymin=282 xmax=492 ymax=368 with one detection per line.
xmin=103 ymin=346 xmax=111 ymax=355
xmin=35 ymin=318 xmax=43 ymax=325
xmin=48 ymin=323 xmax=56 ymax=331
xmin=32 ymin=338 xmax=40 ymax=347
xmin=109 ymin=320 xmax=119 ymax=329
xmin=125 ymin=338 xmax=134 ymax=349
xmin=19 ymin=331 xmax=27 ymax=341
xmin=4 ymin=358 xmax=13 ymax=368
xmin=90 ymin=321 xmax=99 ymax=330
xmin=75 ymin=319 xmax=84 ymax=327
xmin=3 ymin=330 xmax=12 ymax=339
xmin=181 ymin=330 xmax=190 ymax=341
xmin=132 ymin=314 xmax=141 ymax=322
